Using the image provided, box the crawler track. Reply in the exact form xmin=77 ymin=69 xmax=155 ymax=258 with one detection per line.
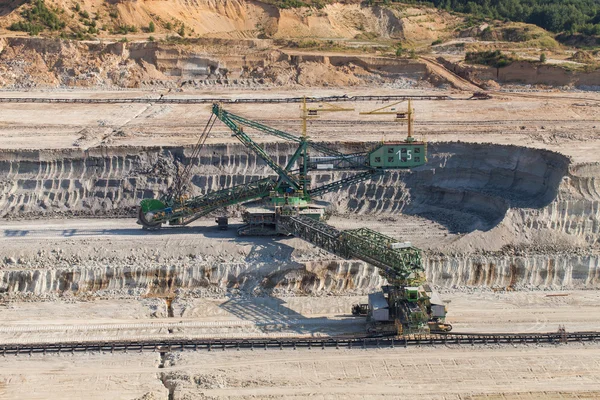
xmin=0 ymin=94 xmax=479 ymax=105
xmin=2 ymin=331 xmax=598 ymax=355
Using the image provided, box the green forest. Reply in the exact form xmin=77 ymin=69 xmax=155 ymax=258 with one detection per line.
xmin=410 ymin=0 xmax=600 ymax=36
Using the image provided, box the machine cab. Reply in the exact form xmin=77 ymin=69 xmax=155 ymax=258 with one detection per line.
xmin=368 ymin=141 xmax=427 ymax=169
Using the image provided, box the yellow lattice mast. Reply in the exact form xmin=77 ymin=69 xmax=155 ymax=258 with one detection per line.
xmin=296 ymin=97 xmax=355 ymax=197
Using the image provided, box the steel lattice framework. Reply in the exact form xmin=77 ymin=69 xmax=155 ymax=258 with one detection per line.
xmin=139 ymin=104 xmax=424 ymax=281
xmin=141 ymin=178 xmax=275 ymax=225
xmin=278 ymin=216 xmax=422 ymax=282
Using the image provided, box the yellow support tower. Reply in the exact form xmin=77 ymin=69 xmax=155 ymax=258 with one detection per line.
xmin=360 ymin=99 xmax=415 ymax=142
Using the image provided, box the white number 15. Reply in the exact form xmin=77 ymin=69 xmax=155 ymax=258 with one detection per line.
xmin=396 ymin=149 xmax=412 ymax=160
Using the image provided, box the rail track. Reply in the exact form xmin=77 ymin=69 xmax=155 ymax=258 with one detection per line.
xmin=254 ymin=119 xmax=594 ymax=127
xmin=495 ymin=90 xmax=600 ymax=103
xmin=18 ymin=118 xmax=584 ymax=132
xmin=0 ymin=94 xmax=481 ymax=105
xmin=2 ymin=331 xmax=598 ymax=355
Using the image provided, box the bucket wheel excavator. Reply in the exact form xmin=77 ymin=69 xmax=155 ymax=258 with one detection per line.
xmin=137 ymin=101 xmax=451 ymax=335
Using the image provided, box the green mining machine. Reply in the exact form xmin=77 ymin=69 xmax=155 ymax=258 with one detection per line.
xmin=137 ymin=100 xmax=450 ymax=335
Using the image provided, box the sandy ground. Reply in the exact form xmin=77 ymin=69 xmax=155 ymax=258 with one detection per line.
xmin=1 ymin=345 xmax=600 ymax=399
xmin=0 ymin=215 xmax=454 ymax=261
xmin=1 ymin=290 xmax=598 ymax=344
xmin=0 ymin=88 xmax=598 ymax=162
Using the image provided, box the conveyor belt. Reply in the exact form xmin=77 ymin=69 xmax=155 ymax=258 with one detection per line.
xmin=0 ymin=94 xmax=469 ymax=105
xmin=278 ymin=215 xmax=422 ymax=281
xmin=2 ymin=331 xmax=598 ymax=355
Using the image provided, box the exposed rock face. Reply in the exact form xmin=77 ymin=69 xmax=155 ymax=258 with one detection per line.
xmin=0 ymin=141 xmax=597 ymax=294
xmin=516 ymin=162 xmax=600 ymax=247
xmin=323 ymin=142 xmax=570 ymax=232
xmin=0 ymin=1 xmax=461 ymax=42
xmin=0 ymin=261 xmax=386 ymax=296
xmin=0 ymin=141 xmax=573 ymax=232
xmin=0 ymin=37 xmax=433 ymax=89
xmin=1 ymin=252 xmax=598 ymax=297
xmin=437 ymin=56 xmax=600 ymax=89
xmin=427 ymin=253 xmax=600 ymax=288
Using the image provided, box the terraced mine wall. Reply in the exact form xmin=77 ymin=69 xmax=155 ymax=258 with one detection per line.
xmin=0 ymin=142 xmax=574 ymax=232
xmin=0 ymin=38 xmax=432 ymax=88
xmin=1 ymin=253 xmax=598 ymax=297
xmin=0 ymin=261 xmax=385 ymax=297
xmin=437 ymin=56 xmax=600 ymax=89
xmin=1 ymin=142 xmax=598 ymax=293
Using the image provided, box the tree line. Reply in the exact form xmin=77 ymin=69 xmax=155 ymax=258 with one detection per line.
xmin=408 ymin=0 xmax=600 ymax=36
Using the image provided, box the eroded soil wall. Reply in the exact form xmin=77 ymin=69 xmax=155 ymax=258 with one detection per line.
xmin=1 ymin=142 xmax=598 ymax=294
xmin=0 ymin=142 xmax=572 ymax=233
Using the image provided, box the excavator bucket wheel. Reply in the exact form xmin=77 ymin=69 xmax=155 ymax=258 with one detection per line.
xmin=138 ymin=199 xmax=166 ymax=230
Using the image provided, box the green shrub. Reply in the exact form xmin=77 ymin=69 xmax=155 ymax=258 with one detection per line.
xmin=148 ymin=21 xmax=155 ymax=33
xmin=395 ymin=42 xmax=405 ymax=57
xmin=297 ymin=39 xmax=320 ymax=48
xmin=115 ymin=24 xmax=137 ymax=34
xmin=67 ymin=27 xmax=92 ymax=41
xmin=266 ymin=0 xmax=309 ymax=9
xmin=163 ymin=35 xmax=187 ymax=44
xmin=8 ymin=0 xmax=66 ymax=35
xmin=540 ymin=53 xmax=547 ymax=63
xmin=9 ymin=21 xmax=43 ymax=36
xmin=465 ymin=50 xmax=515 ymax=68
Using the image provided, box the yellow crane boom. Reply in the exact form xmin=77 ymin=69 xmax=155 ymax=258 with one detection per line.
xmin=360 ymin=99 xmax=415 ymax=141
xmin=301 ymin=97 xmax=354 ymax=137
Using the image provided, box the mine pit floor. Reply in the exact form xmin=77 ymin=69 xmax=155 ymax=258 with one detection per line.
xmin=1 ymin=291 xmax=599 ymax=345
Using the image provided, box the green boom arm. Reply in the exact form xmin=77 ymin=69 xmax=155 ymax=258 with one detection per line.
xmin=213 ymin=104 xmax=301 ymax=191
xmin=212 ymin=104 xmax=370 ymax=170
xmin=277 ymin=215 xmax=423 ymax=283
xmin=139 ymin=178 xmax=275 ymax=227
xmin=138 ymin=105 xmax=390 ymax=228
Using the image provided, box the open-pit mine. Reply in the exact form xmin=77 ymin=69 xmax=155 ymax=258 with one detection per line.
xmin=0 ymin=86 xmax=598 ymax=399
xmin=1 ymin=2 xmax=600 ymax=389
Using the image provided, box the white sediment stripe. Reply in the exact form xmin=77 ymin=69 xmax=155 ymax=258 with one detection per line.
xmin=0 ymin=318 xmax=361 ymax=333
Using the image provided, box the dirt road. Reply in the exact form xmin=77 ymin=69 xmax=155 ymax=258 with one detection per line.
xmin=0 ymin=88 xmax=598 ymax=162
xmin=1 ymin=345 xmax=600 ymax=399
